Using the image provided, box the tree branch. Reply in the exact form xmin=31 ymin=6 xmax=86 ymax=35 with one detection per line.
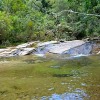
xmin=56 ymin=10 xmax=100 ymax=17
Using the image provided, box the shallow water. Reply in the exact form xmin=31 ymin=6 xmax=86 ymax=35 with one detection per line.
xmin=0 ymin=54 xmax=100 ymax=100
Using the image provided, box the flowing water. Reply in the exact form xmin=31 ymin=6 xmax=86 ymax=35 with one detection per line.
xmin=0 ymin=54 xmax=100 ymax=100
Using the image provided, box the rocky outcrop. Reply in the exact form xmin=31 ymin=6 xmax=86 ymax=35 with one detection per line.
xmin=0 ymin=40 xmax=99 ymax=58
xmin=48 ymin=40 xmax=85 ymax=54
xmin=0 ymin=42 xmax=36 ymax=57
xmin=0 ymin=48 xmax=35 ymax=57
xmin=33 ymin=40 xmax=93 ymax=56
xmin=17 ymin=48 xmax=35 ymax=56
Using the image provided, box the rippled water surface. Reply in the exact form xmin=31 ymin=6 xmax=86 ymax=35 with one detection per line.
xmin=0 ymin=54 xmax=100 ymax=100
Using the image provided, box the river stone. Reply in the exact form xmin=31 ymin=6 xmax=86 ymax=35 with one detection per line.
xmin=0 ymin=48 xmax=35 ymax=57
xmin=48 ymin=40 xmax=85 ymax=54
xmin=97 ymin=51 xmax=100 ymax=54
xmin=0 ymin=48 xmax=17 ymax=57
xmin=17 ymin=48 xmax=35 ymax=56
xmin=0 ymin=49 xmax=10 ymax=53
xmin=16 ymin=41 xmax=35 ymax=48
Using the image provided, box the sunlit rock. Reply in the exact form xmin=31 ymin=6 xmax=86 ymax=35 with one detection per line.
xmin=16 ymin=41 xmax=35 ymax=48
xmin=0 ymin=40 xmax=99 ymax=58
xmin=97 ymin=51 xmax=100 ymax=54
xmin=17 ymin=48 xmax=35 ymax=56
xmin=0 ymin=49 xmax=10 ymax=53
xmin=48 ymin=40 xmax=85 ymax=54
xmin=37 ymin=41 xmax=58 ymax=47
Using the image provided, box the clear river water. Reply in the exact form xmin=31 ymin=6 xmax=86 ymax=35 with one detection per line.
xmin=0 ymin=54 xmax=100 ymax=100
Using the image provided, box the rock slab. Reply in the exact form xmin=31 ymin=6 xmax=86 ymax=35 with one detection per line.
xmin=48 ymin=40 xmax=85 ymax=54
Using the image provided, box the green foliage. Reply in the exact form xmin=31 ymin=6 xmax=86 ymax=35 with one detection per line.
xmin=50 ymin=0 xmax=100 ymax=39
xmin=0 ymin=11 xmax=12 ymax=44
xmin=0 ymin=0 xmax=100 ymax=45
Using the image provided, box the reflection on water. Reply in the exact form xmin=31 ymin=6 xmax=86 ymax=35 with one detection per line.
xmin=40 ymin=89 xmax=89 ymax=100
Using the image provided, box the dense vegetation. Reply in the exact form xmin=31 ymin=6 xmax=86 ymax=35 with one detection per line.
xmin=0 ymin=0 xmax=100 ymax=45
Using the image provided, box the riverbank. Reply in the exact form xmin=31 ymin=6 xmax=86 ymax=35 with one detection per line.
xmin=0 ymin=40 xmax=100 ymax=58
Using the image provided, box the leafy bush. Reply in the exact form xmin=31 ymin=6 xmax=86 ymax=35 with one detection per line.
xmin=0 ymin=0 xmax=100 ymax=45
xmin=0 ymin=11 xmax=12 ymax=44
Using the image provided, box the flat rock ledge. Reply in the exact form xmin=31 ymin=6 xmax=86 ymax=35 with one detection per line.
xmin=0 ymin=40 xmax=99 ymax=58
xmin=48 ymin=40 xmax=85 ymax=54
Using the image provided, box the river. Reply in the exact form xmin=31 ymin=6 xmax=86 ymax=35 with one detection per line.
xmin=0 ymin=54 xmax=100 ymax=100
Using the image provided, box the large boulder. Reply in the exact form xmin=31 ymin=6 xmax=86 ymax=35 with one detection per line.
xmin=34 ymin=40 xmax=93 ymax=56
xmin=48 ymin=40 xmax=86 ymax=54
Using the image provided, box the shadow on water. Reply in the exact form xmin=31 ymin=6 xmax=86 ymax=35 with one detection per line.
xmin=53 ymin=73 xmax=74 ymax=77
